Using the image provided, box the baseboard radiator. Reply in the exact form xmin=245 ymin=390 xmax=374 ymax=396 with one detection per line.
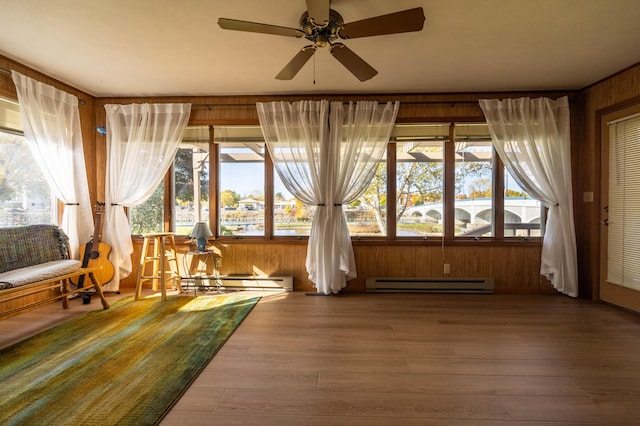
xmin=218 ymin=275 xmax=293 ymax=292
xmin=365 ymin=277 xmax=494 ymax=294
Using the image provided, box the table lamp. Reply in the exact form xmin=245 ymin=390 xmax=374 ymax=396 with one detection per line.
xmin=190 ymin=222 xmax=212 ymax=252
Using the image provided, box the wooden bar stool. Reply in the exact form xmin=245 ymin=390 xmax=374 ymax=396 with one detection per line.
xmin=135 ymin=232 xmax=181 ymax=301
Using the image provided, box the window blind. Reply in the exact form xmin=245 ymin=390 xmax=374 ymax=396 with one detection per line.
xmin=608 ymin=114 xmax=640 ymax=290
xmin=0 ymin=96 xmax=22 ymax=134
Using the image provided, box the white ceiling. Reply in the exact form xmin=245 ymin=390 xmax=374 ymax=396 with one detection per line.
xmin=1 ymin=0 xmax=640 ymax=98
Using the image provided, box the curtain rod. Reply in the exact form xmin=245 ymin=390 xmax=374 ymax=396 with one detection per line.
xmin=104 ymin=96 xmax=573 ymax=110
xmin=99 ymin=100 xmax=480 ymax=110
xmin=191 ymin=96 xmax=576 ymax=109
xmin=191 ymin=100 xmax=482 ymax=109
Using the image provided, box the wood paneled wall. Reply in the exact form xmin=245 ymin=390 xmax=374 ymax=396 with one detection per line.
xmin=103 ymin=91 xmax=569 ymax=294
xmin=94 ymin=92 xmax=574 ymax=124
xmin=13 ymin=52 xmax=638 ymax=296
xmin=120 ymin=239 xmax=548 ymax=293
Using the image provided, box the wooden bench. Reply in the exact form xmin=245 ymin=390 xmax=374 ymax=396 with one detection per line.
xmin=0 ymin=224 xmax=110 ymax=318
xmin=0 ymin=266 xmax=109 ymax=317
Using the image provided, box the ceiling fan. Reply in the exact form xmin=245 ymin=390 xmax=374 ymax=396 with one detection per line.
xmin=217 ymin=0 xmax=426 ymax=82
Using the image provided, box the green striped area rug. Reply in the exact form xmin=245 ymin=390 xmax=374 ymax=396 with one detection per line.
xmin=0 ymin=293 xmax=260 ymax=425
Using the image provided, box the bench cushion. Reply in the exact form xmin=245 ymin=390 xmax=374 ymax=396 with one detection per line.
xmin=0 ymin=260 xmax=81 ymax=289
xmin=0 ymin=225 xmax=69 ymax=274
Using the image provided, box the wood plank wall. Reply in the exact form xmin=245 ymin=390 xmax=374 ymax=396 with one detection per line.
xmin=96 ymin=92 xmax=566 ymax=294
xmin=8 ymin=54 xmax=640 ymax=296
xmin=124 ymin=238 xmax=548 ymax=293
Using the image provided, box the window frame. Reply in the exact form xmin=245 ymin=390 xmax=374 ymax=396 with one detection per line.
xmin=215 ymin=125 xmax=268 ymax=239
xmin=143 ymin=120 xmax=543 ymax=244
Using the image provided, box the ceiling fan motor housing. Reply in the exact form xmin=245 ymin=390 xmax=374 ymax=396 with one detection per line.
xmin=300 ymin=9 xmax=344 ymax=47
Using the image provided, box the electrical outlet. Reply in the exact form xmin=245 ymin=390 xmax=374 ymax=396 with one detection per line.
xmin=443 ymin=263 xmax=451 ymax=274
xmin=215 ymin=257 xmax=222 ymax=268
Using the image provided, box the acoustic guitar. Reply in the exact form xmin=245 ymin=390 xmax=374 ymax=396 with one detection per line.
xmin=77 ymin=202 xmax=115 ymax=286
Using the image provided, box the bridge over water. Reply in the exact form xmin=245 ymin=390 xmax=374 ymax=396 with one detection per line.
xmin=403 ymin=198 xmax=541 ymax=226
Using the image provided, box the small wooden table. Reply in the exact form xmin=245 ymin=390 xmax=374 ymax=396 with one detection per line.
xmin=181 ymin=251 xmax=224 ymax=295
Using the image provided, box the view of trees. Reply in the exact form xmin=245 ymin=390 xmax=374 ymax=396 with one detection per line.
xmin=1 ymin=119 xmax=536 ymax=239
xmin=357 ymin=155 xmax=496 ymax=235
xmin=127 ymin=137 xmax=529 ymax=238
xmin=130 ymin=183 xmax=163 ymax=234
xmin=0 ymin=133 xmax=52 ymax=226
xmin=220 ymin=189 xmax=240 ymax=209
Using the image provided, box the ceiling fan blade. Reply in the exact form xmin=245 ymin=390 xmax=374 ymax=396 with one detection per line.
xmin=218 ymin=18 xmax=304 ymax=38
xmin=275 ymin=46 xmax=316 ymax=80
xmin=339 ymin=7 xmax=426 ymax=39
xmin=330 ymin=43 xmax=377 ymax=82
xmin=305 ymin=0 xmax=330 ymax=26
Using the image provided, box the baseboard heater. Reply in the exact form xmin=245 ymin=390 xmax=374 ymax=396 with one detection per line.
xmin=218 ymin=275 xmax=293 ymax=292
xmin=365 ymin=277 xmax=494 ymax=294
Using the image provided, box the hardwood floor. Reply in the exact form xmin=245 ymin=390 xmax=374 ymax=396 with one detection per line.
xmin=0 ymin=289 xmax=133 ymax=349
xmin=2 ymin=290 xmax=640 ymax=424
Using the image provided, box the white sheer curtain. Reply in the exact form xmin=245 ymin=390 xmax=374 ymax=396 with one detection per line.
xmin=101 ymin=103 xmax=191 ymax=291
xmin=257 ymin=100 xmax=398 ymax=294
xmin=11 ymin=71 xmax=93 ymax=255
xmin=479 ymin=96 xmax=578 ymax=296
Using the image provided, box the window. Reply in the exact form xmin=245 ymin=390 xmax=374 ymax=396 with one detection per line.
xmin=348 ymin=151 xmax=387 ymax=237
xmin=130 ymin=183 xmax=164 ymax=235
xmin=395 ymin=123 xmax=447 ymax=237
xmin=143 ymin=121 xmax=542 ymax=242
xmin=215 ymin=126 xmax=265 ymax=237
xmin=174 ymin=126 xmax=210 ymax=234
xmin=0 ymin=97 xmax=55 ymax=227
xmin=274 ymin=171 xmax=314 ymax=236
xmin=504 ymin=168 xmax=542 ymax=237
xmin=454 ymin=124 xmax=494 ymax=237
xmin=130 ymin=126 xmax=209 ymax=235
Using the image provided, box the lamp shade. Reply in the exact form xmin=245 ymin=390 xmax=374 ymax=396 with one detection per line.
xmin=190 ymin=222 xmax=213 ymax=238
xmin=190 ymin=222 xmax=212 ymax=252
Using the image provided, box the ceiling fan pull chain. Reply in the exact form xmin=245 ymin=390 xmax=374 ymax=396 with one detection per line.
xmin=313 ymin=52 xmax=316 ymax=84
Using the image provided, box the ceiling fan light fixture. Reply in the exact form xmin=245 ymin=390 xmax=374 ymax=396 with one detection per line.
xmin=315 ymin=34 xmax=328 ymax=47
